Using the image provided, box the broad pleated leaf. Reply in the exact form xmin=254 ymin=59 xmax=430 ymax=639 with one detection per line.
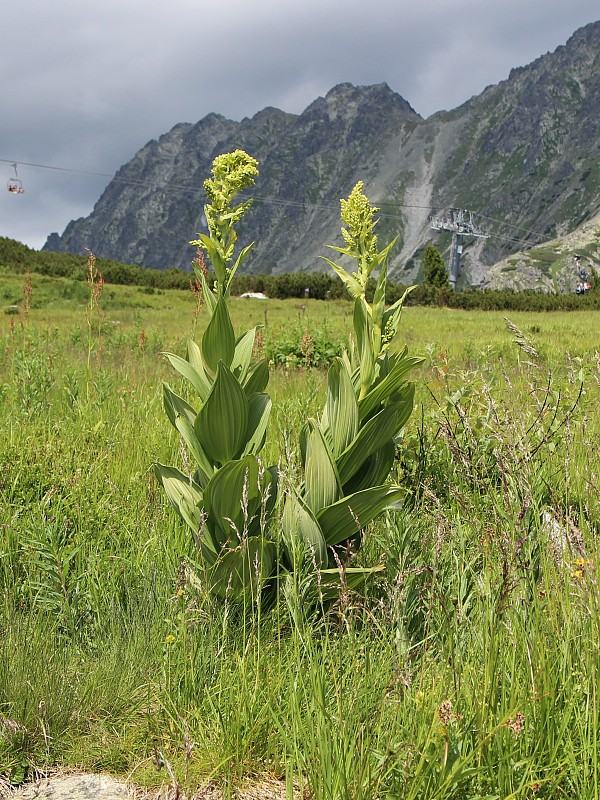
xmin=187 ymin=339 xmax=212 ymax=389
xmin=325 ymin=358 xmax=358 ymax=456
xmin=163 ymin=383 xmax=196 ymax=429
xmin=197 ymin=266 xmax=217 ymax=315
xmin=281 ymin=492 xmax=328 ymax=569
xmin=231 ymin=328 xmax=256 ymax=381
xmin=342 ymin=441 xmax=396 ymax=495
xmin=316 ymin=565 xmax=385 ymax=601
xmin=354 ymin=297 xmax=375 ymax=399
xmin=302 ymin=420 xmax=341 ymax=514
xmin=372 ymin=258 xmax=388 ymax=356
xmin=170 ymin=412 xmax=213 ymax=488
xmin=154 ymin=464 xmax=203 ymax=535
xmin=320 ymin=255 xmax=363 ymax=298
xmin=210 ymin=538 xmax=277 ymax=601
xmin=316 ymin=485 xmax=405 ymax=546
xmin=203 ymin=455 xmax=261 ymax=544
xmin=359 ymin=363 xmax=420 ymax=420
xmin=164 ymin=352 xmax=211 ymax=401
xmin=202 ymin=296 xmax=235 ymax=373
xmin=230 ymin=243 xmax=255 ymax=281
xmin=337 ymin=401 xmax=411 ymax=485
xmin=244 ymin=358 xmax=269 ymax=395
xmin=195 ymin=362 xmax=248 ymax=464
xmin=242 ymin=393 xmax=272 ymax=456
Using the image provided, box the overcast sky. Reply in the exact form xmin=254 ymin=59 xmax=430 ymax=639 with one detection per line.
xmin=1 ymin=0 xmax=598 ymax=250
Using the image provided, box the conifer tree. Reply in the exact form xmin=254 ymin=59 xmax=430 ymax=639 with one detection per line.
xmin=422 ymin=242 xmax=449 ymax=289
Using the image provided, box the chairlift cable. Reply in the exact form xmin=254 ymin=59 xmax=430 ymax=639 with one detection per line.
xmin=0 ymin=156 xmax=559 ymax=248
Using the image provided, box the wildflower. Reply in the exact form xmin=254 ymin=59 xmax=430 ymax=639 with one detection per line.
xmin=438 ymin=700 xmax=460 ymax=725
xmin=506 ymin=711 xmax=525 ymax=738
xmin=165 ymin=634 xmax=176 ymax=645
xmin=572 ymin=557 xmax=594 ymax=579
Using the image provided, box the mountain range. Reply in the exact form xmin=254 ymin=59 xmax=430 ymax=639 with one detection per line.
xmin=44 ymin=20 xmax=600 ymax=287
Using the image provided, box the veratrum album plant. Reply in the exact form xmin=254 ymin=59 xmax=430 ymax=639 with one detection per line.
xmin=156 ymin=155 xmax=423 ymax=604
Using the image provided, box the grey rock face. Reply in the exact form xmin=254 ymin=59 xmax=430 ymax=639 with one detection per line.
xmin=44 ymin=22 xmax=600 ymax=286
xmin=11 ymin=774 xmax=130 ymax=800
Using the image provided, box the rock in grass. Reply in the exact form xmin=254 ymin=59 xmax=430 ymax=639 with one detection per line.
xmin=11 ymin=773 xmax=129 ymax=800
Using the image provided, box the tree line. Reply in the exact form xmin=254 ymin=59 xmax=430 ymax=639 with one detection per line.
xmin=1 ymin=236 xmax=598 ymax=311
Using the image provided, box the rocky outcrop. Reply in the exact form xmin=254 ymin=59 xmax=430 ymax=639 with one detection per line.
xmin=44 ymin=22 xmax=600 ymax=286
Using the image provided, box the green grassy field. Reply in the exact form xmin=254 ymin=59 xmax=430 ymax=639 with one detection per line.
xmin=1 ymin=274 xmax=600 ymax=799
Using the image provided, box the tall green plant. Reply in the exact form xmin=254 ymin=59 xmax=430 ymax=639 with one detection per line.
xmin=282 ymin=182 xmax=424 ymax=598
xmin=156 ymin=164 xmax=423 ymax=606
xmin=155 ymin=151 xmax=278 ymax=602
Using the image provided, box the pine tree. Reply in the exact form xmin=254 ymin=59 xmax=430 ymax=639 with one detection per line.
xmin=422 ymin=242 xmax=449 ymax=289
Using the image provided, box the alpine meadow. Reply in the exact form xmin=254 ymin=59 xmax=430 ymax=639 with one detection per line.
xmin=1 ymin=151 xmax=600 ymax=800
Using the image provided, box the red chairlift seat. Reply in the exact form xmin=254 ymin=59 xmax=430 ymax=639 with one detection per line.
xmin=7 ymin=164 xmax=25 ymax=193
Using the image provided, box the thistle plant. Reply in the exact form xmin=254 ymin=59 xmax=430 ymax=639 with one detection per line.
xmin=155 ymin=151 xmax=277 ymax=602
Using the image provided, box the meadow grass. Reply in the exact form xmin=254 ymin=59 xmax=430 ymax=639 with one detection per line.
xmin=1 ymin=276 xmax=600 ymax=798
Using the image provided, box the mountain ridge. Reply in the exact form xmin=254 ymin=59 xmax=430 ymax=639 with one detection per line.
xmin=44 ymin=20 xmax=600 ymax=286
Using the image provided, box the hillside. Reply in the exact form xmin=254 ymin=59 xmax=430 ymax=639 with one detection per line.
xmin=43 ymin=21 xmax=600 ymax=286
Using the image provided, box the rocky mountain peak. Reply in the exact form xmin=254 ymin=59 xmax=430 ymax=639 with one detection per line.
xmin=44 ymin=21 xmax=600 ymax=287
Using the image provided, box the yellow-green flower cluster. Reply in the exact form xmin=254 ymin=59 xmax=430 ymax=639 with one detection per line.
xmin=203 ymin=150 xmax=259 ymax=232
xmin=340 ymin=181 xmax=380 ymax=281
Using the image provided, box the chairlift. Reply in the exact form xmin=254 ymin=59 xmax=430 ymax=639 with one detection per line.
xmin=7 ymin=164 xmax=24 ymax=194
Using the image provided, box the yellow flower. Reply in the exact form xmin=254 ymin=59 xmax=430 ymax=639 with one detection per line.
xmin=165 ymin=634 xmax=176 ymax=645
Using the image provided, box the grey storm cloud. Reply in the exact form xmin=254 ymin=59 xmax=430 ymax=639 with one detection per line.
xmin=1 ymin=0 xmax=598 ymax=248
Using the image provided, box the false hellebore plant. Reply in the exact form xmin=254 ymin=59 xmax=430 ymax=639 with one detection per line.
xmin=156 ymin=153 xmax=423 ymax=605
xmin=155 ymin=151 xmax=277 ymax=601
xmin=281 ymin=182 xmax=424 ymax=599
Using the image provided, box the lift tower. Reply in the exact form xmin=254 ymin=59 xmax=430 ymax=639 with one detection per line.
xmin=430 ymin=209 xmax=489 ymax=289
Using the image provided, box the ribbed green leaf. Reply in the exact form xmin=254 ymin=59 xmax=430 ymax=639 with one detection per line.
xmin=242 ymin=393 xmax=272 ymax=456
xmin=244 ymin=358 xmax=269 ymax=395
xmin=154 ymin=464 xmax=203 ymax=535
xmin=186 ymin=339 xmax=212 ymax=391
xmin=325 ymin=358 xmax=358 ymax=456
xmin=162 ymin=383 xmax=196 ymax=429
xmin=302 ymin=419 xmax=342 ymax=514
xmin=196 ymin=265 xmax=217 ymax=315
xmin=195 ymin=362 xmax=248 ymax=465
xmin=320 ymin=255 xmax=363 ymax=298
xmin=210 ymin=538 xmax=276 ymax=601
xmin=354 ymin=297 xmax=375 ymax=399
xmin=316 ymin=565 xmax=385 ymax=601
xmin=194 ymin=232 xmax=227 ymax=288
xmin=164 ymin=352 xmax=212 ymax=401
xmin=372 ymin=258 xmax=388 ymax=356
xmin=316 ymin=485 xmax=405 ymax=546
xmin=281 ymin=492 xmax=328 ymax=569
xmin=231 ymin=328 xmax=256 ymax=381
xmin=203 ymin=455 xmax=261 ymax=544
xmin=359 ymin=360 xmax=420 ymax=420
xmin=171 ymin=412 xmax=213 ymax=489
xmin=337 ymin=399 xmax=413 ymax=485
xmin=202 ymin=296 xmax=235 ymax=373
xmin=229 ymin=243 xmax=255 ymax=283
xmin=342 ymin=441 xmax=395 ymax=494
